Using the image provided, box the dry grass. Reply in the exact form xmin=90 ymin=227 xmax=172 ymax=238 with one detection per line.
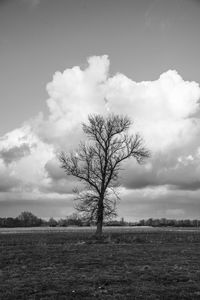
xmin=1 ymin=228 xmax=200 ymax=299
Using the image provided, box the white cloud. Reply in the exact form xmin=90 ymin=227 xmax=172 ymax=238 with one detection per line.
xmin=36 ymin=55 xmax=110 ymax=147
xmin=1 ymin=55 xmax=200 ymax=218
xmin=106 ymin=69 xmax=200 ymax=151
xmin=35 ymin=56 xmax=200 ymax=156
xmin=0 ymin=124 xmax=54 ymax=192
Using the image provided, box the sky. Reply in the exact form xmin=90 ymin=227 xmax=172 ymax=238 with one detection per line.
xmin=0 ymin=0 xmax=200 ymax=221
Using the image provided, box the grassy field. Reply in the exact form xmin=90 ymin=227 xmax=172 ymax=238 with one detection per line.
xmin=1 ymin=227 xmax=200 ymax=299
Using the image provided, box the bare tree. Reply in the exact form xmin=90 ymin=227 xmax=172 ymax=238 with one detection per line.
xmin=59 ymin=114 xmax=150 ymax=236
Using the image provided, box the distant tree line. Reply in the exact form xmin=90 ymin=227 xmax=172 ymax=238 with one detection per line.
xmin=0 ymin=212 xmax=89 ymax=228
xmin=0 ymin=212 xmax=200 ymax=228
xmin=0 ymin=212 xmax=44 ymax=228
xmin=105 ymin=218 xmax=200 ymax=227
xmin=136 ymin=218 xmax=200 ymax=227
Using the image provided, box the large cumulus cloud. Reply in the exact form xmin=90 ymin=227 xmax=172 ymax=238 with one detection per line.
xmin=0 ymin=55 xmax=200 ymax=218
xmin=36 ymin=55 xmax=110 ymax=147
xmin=106 ymin=70 xmax=200 ymax=151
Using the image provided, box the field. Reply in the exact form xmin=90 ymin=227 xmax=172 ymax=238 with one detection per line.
xmin=1 ymin=227 xmax=200 ymax=299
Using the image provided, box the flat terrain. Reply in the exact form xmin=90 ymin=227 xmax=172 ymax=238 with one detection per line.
xmin=1 ymin=227 xmax=200 ymax=299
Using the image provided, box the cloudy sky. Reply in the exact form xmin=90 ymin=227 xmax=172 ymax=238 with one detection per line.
xmin=0 ymin=0 xmax=200 ymax=221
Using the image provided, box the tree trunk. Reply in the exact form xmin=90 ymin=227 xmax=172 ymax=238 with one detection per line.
xmin=95 ymin=197 xmax=104 ymax=237
xmin=96 ymin=220 xmax=103 ymax=237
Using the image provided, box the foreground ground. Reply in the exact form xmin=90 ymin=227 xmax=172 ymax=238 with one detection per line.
xmin=1 ymin=227 xmax=200 ymax=299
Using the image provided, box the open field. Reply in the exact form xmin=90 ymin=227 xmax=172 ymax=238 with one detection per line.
xmin=1 ymin=227 xmax=200 ymax=299
xmin=0 ymin=226 xmax=170 ymax=234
